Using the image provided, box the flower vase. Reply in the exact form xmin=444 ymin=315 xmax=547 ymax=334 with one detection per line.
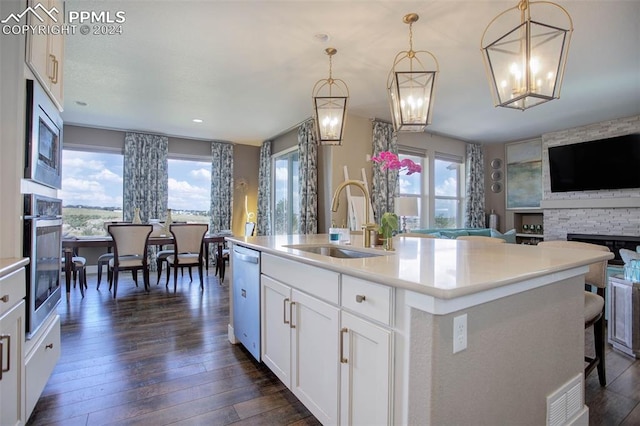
xmin=132 ymin=208 xmax=142 ymax=224
xmin=163 ymin=209 xmax=173 ymax=235
xmin=383 ymin=236 xmax=394 ymax=251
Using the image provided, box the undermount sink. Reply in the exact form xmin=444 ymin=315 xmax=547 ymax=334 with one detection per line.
xmin=285 ymin=244 xmax=385 ymax=259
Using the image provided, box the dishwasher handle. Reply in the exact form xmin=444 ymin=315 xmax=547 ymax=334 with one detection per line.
xmin=233 ymin=248 xmax=259 ymax=264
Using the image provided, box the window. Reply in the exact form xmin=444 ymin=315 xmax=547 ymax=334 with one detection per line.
xmin=167 ymin=158 xmax=211 ymax=224
xmin=272 ymin=149 xmax=299 ymax=235
xmin=434 ymin=154 xmax=464 ymax=229
xmin=60 ymin=149 xmax=123 ymax=236
xmin=397 ymin=151 xmax=425 ymax=231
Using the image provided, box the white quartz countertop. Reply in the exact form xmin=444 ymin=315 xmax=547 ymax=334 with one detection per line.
xmin=226 ymin=234 xmax=613 ymax=300
xmin=0 ymin=257 xmax=29 ymax=278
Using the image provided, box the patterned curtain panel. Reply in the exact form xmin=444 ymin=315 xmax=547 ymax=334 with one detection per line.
xmin=256 ymin=140 xmax=272 ymax=236
xmin=298 ymin=119 xmax=318 ymax=234
xmin=464 ymin=143 xmax=486 ymax=228
xmin=370 ymin=121 xmax=398 ymax=224
xmin=210 ymin=142 xmax=234 ymax=233
xmin=123 ymin=132 xmax=168 ymax=223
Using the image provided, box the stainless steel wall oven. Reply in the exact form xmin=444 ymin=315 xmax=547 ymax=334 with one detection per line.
xmin=23 ymin=194 xmax=62 ymax=339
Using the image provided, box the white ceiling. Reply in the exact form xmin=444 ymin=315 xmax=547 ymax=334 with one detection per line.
xmin=62 ymin=0 xmax=640 ymax=146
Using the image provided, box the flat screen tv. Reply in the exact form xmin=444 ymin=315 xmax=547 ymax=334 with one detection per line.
xmin=548 ymin=133 xmax=640 ymax=192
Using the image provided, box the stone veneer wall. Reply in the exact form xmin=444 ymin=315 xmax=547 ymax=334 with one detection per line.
xmin=542 ymin=115 xmax=640 ymax=241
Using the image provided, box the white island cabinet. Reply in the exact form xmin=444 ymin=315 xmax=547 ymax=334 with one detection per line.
xmin=227 ymin=234 xmax=613 ymax=425
xmin=0 ymin=259 xmax=29 ymax=426
xmin=261 ymin=253 xmax=340 ymax=425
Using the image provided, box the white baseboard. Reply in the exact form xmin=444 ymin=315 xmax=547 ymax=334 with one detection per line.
xmin=228 ymin=324 xmax=238 ymax=344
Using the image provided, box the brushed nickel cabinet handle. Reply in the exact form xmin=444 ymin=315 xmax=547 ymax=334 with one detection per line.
xmin=52 ymin=57 xmax=59 ymax=84
xmin=340 ymin=328 xmax=349 ymax=364
xmin=283 ymin=298 xmax=290 ymax=325
xmin=0 ymin=295 xmax=8 ymax=303
xmin=0 ymin=334 xmax=10 ymax=379
xmin=289 ymin=301 xmax=296 ymax=329
xmin=355 ymin=294 xmax=366 ymax=303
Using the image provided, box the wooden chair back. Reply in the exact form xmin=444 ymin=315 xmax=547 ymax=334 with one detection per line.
xmin=170 ymin=224 xmax=208 ymax=256
xmin=108 ymin=224 xmax=153 ymax=259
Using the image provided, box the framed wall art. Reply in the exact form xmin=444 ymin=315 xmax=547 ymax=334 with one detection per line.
xmin=506 ymin=139 xmax=542 ymax=209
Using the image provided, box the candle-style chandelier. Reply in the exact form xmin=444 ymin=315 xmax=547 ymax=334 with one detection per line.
xmin=481 ymin=0 xmax=573 ymax=110
xmin=312 ymin=47 xmax=349 ymax=145
xmin=387 ymin=13 xmax=439 ymax=132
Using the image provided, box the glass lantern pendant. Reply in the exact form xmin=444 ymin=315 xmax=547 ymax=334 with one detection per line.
xmin=481 ymin=0 xmax=573 ymax=110
xmin=387 ymin=13 xmax=439 ymax=132
xmin=312 ymin=48 xmax=349 ymax=145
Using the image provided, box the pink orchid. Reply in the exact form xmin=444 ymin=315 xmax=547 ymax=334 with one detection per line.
xmin=372 ymin=151 xmax=421 ymax=175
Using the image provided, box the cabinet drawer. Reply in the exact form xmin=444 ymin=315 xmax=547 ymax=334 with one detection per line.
xmin=0 ymin=267 xmax=27 ymax=317
xmin=342 ymin=275 xmax=393 ymax=325
xmin=262 ymin=253 xmax=339 ymax=304
xmin=26 ymin=314 xmax=61 ymax=417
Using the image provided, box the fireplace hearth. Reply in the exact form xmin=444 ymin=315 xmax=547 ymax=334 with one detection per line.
xmin=567 ymin=234 xmax=640 ymax=266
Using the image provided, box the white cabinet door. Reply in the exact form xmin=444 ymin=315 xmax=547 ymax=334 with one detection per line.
xmin=26 ymin=0 xmax=64 ymax=110
xmin=0 ymin=300 xmax=26 ymax=426
xmin=261 ymin=275 xmax=291 ymax=387
xmin=291 ymin=289 xmax=340 ymax=426
xmin=340 ymin=311 xmax=392 ymax=426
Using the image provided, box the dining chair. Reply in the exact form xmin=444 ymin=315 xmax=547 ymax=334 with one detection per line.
xmin=107 ymin=224 xmax=153 ymax=299
xmin=97 ymin=221 xmax=131 ymax=290
xmin=166 ymin=223 xmax=209 ymax=291
xmin=538 ymin=240 xmax=610 ymax=386
xmin=154 ymin=221 xmax=189 ymax=285
xmin=61 ymin=254 xmax=87 ymax=297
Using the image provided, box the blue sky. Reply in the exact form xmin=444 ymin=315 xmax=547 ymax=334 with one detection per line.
xmin=61 ymin=151 xmax=211 ymax=211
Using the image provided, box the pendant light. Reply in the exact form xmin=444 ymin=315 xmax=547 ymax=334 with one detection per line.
xmin=481 ymin=0 xmax=573 ymax=110
xmin=387 ymin=13 xmax=439 ymax=132
xmin=312 ymin=47 xmax=349 ymax=145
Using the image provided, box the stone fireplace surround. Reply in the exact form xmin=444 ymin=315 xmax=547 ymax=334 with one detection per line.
xmin=541 ymin=115 xmax=640 ymax=244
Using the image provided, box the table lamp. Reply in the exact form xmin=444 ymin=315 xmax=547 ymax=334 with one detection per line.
xmin=395 ymin=197 xmax=418 ymax=233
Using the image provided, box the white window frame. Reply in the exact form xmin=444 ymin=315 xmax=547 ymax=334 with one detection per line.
xmin=397 ymin=146 xmax=428 ymax=230
xmin=271 ymin=146 xmax=299 ymax=235
xmin=432 ymin=152 xmax=465 ymax=229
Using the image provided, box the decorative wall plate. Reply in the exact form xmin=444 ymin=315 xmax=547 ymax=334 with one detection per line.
xmin=491 ymin=182 xmax=503 ymax=193
xmin=490 ymin=158 xmax=502 ymax=169
xmin=491 ymin=170 xmax=503 ymax=181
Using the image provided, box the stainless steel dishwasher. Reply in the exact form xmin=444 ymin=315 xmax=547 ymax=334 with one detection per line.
xmin=231 ymin=244 xmax=261 ymax=361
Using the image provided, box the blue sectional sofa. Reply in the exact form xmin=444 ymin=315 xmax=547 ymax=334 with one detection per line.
xmin=410 ymin=227 xmax=517 ymax=243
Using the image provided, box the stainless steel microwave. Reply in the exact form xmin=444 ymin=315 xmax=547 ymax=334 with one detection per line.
xmin=25 ymin=79 xmax=63 ymax=189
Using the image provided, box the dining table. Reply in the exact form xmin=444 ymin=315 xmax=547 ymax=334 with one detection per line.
xmin=61 ymin=233 xmax=228 ymax=297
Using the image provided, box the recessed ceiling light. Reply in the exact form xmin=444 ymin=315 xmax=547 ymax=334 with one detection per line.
xmin=192 ymin=118 xmax=203 ymax=123
xmin=75 ymin=101 xmax=87 ymax=106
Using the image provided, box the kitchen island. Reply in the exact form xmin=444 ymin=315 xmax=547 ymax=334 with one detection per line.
xmin=226 ymin=233 xmax=613 ymax=425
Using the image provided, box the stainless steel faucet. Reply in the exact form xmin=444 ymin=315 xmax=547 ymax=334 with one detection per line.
xmin=331 ymin=180 xmax=377 ymax=248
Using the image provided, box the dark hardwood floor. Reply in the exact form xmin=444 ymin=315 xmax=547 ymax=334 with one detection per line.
xmin=26 ymin=271 xmax=640 ymax=425
xmin=27 ymin=271 xmax=320 ymax=426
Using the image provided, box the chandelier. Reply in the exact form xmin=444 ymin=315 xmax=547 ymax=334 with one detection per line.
xmin=387 ymin=13 xmax=439 ymax=132
xmin=481 ymin=0 xmax=573 ymax=110
xmin=312 ymin=47 xmax=349 ymax=145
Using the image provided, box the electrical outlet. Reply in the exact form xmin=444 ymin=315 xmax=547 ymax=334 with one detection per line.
xmin=453 ymin=314 xmax=467 ymax=353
